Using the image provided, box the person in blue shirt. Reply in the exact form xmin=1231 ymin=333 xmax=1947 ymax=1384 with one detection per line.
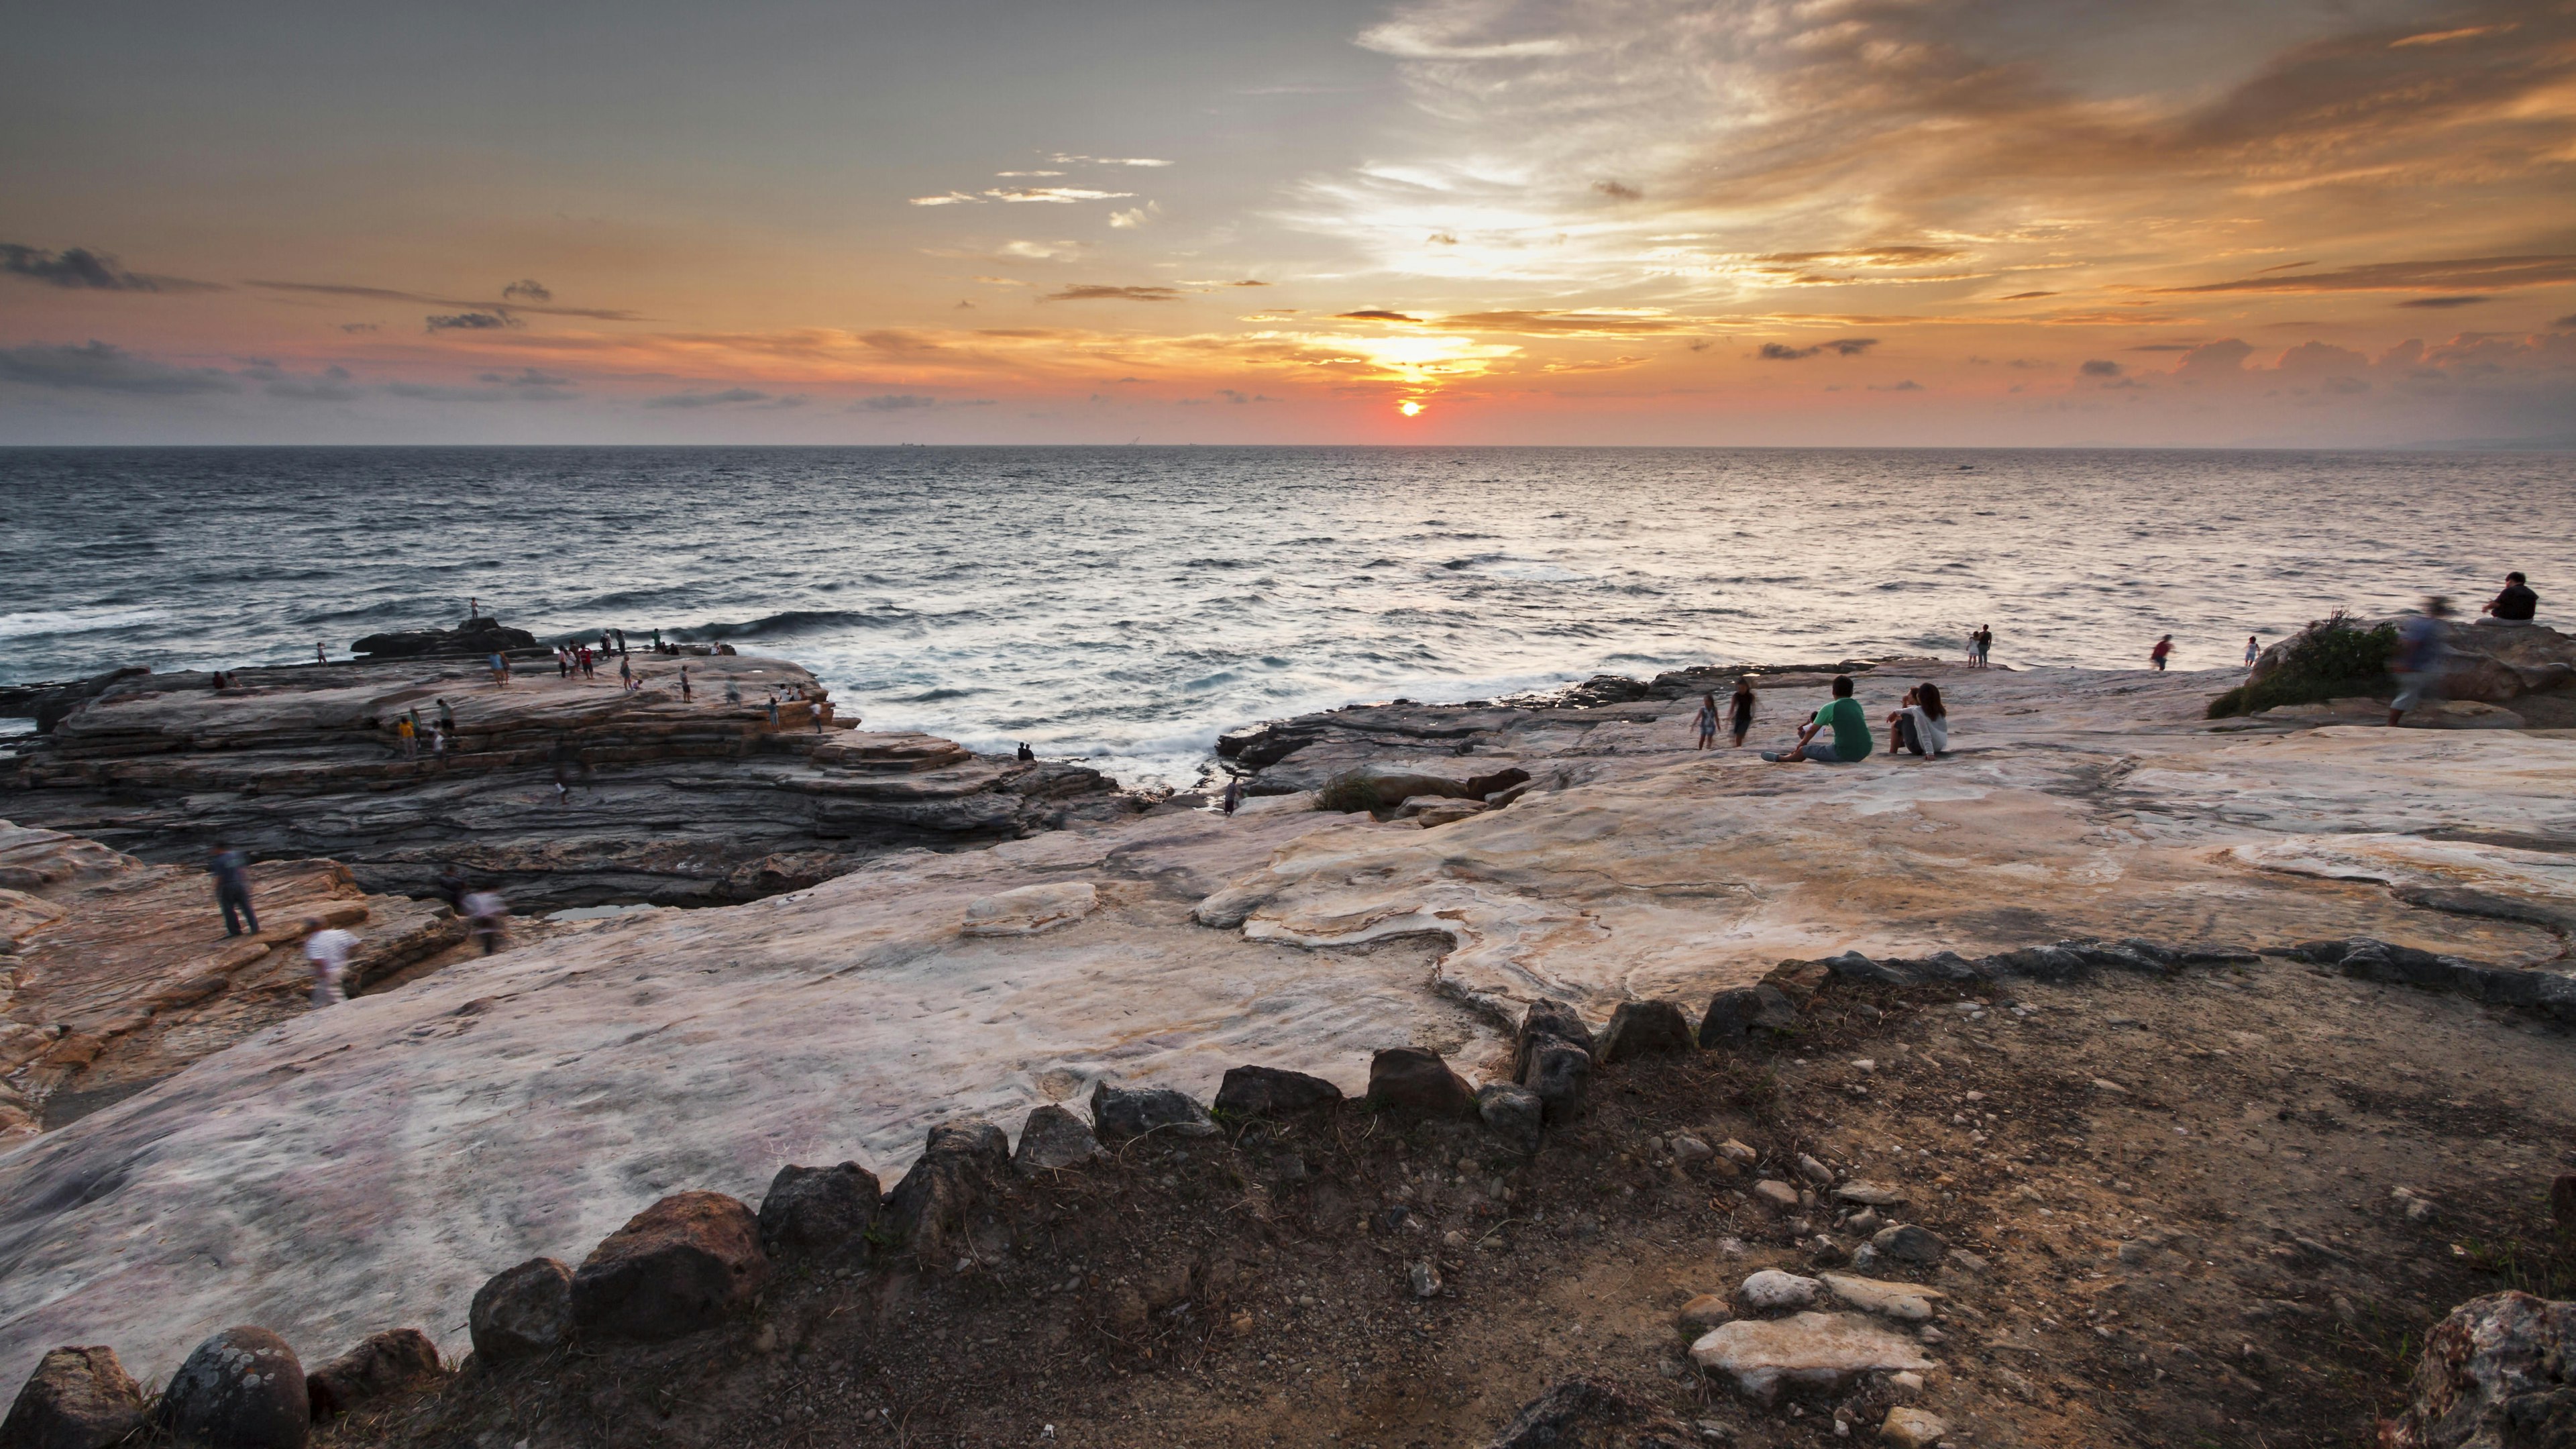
xmin=2388 ymin=596 xmax=2451 ymax=727
xmin=207 ymin=843 xmax=258 ymax=936
xmin=1764 ymin=675 xmax=1874 ymax=763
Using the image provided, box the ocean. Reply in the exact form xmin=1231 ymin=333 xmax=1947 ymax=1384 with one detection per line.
xmin=3 ymin=446 xmax=2570 ymax=787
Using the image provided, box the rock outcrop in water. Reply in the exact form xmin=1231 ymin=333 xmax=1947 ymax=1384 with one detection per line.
xmin=0 ymin=647 xmax=1128 ymax=908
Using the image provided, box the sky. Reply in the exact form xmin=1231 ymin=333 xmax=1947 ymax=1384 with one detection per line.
xmin=2 ymin=0 xmax=2573 ymax=447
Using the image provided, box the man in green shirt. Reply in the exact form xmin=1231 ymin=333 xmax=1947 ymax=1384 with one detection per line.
xmin=1763 ymin=675 xmax=1874 ymax=763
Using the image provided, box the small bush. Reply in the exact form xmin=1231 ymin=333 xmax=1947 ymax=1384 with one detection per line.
xmin=1315 ymin=772 xmax=1384 ymax=814
xmin=2208 ymin=611 xmax=2398 ymax=717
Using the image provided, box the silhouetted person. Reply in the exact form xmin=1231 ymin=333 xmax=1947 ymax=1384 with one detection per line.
xmin=209 ymin=843 xmax=258 ymax=936
xmin=2483 ymin=571 xmax=2538 ymax=624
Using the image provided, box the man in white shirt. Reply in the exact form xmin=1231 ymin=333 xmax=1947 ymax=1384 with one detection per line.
xmin=301 ymin=918 xmax=360 ymax=1007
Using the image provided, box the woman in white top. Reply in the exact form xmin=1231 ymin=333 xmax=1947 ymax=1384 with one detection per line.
xmin=1887 ymin=682 xmax=1950 ymax=758
xmin=301 ymin=917 xmax=360 ymax=1006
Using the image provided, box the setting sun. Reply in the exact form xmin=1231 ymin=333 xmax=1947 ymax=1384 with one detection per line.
xmin=1398 ymin=400 xmax=1423 ymax=417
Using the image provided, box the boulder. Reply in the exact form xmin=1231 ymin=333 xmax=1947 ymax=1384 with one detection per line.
xmin=881 ymin=1118 xmax=1012 ymax=1265
xmin=757 ymin=1162 xmax=883 ymax=1257
xmin=157 ymin=1327 xmax=309 ymax=1449
xmin=1514 ymin=998 xmax=1595 ymax=1073
xmin=1475 ymin=1082 xmax=1545 ymax=1155
xmin=468 ymin=1257 xmax=574 ymax=1367
xmin=1089 ymin=1080 xmax=1220 ymax=1141
xmin=1519 ymin=1036 xmax=1591 ymax=1125
xmin=1212 ymin=1065 xmax=1344 ymax=1118
xmin=1738 ymin=1270 xmax=1824 ymax=1311
xmin=2380 ymin=1291 xmax=2576 ymax=1448
xmin=1316 ymin=766 xmax=1476 ymax=813
xmin=1688 ymin=1311 xmax=1935 ymax=1404
xmin=1760 ymin=959 xmax=1832 ymax=1006
xmin=1593 ymin=1000 xmax=1695 ymax=1064
xmin=570 ymin=1191 xmax=768 ymax=1342
xmin=960 ymin=881 xmax=1098 ymax=936
xmin=1366 ymin=1047 xmax=1477 ymax=1118
xmin=1013 ymin=1104 xmax=1108 ymax=1170
xmin=1699 ymin=985 xmax=1798 ymax=1049
xmin=304 ymin=1328 xmax=442 ymax=1421
xmin=350 ymin=616 xmax=537 ymax=660
xmin=1870 ymin=1224 xmax=1947 ymax=1265
xmin=1819 ymin=1273 xmax=1944 ymax=1324
xmin=0 ymin=1346 xmax=145 ymax=1449
xmin=1880 ymin=1407 xmax=1950 ymax=1448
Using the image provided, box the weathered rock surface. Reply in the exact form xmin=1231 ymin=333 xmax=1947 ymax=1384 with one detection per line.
xmin=1475 ymin=1083 xmax=1545 ymax=1155
xmin=1880 ymin=1407 xmax=1949 ymax=1448
xmin=1737 ymin=1269 xmax=1824 ymax=1312
xmin=756 ymin=1163 xmax=882 ymax=1258
xmin=1818 ymin=1273 xmax=1943 ymax=1323
xmin=0 ymin=822 xmax=458 ymax=1132
xmin=961 ymin=881 xmax=1098 ymax=936
xmin=304 ymin=1328 xmax=442 ymax=1421
xmin=3 ymin=659 xmax=2572 ymax=1393
xmin=158 ymin=1326 xmax=307 ymax=1449
xmin=467 ymin=1258 xmax=573 ymax=1368
xmin=1688 ymin=1310 xmax=1935 ymax=1403
xmin=0 ymin=1345 xmax=143 ymax=1449
xmin=2381 ymin=1291 xmax=2576 ymax=1448
xmin=570 ymin=1192 xmax=767 ymax=1342
xmin=0 ymin=651 xmax=1125 ymax=908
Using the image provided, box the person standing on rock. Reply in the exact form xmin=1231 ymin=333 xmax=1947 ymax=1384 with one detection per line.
xmin=462 ymin=888 xmax=509 ymax=956
xmin=301 ymin=917 xmax=359 ymax=1007
xmin=396 ymin=714 xmax=417 ymax=759
xmin=2150 ymin=635 xmax=2174 ymax=672
xmin=437 ymin=698 xmax=455 ymax=734
xmin=1693 ymin=692 xmax=1720 ymax=750
xmin=1764 ymin=674 xmax=1873 ymax=764
xmin=315 ymin=643 xmax=327 ymax=665
xmin=618 ymin=655 xmax=633 ymax=690
xmin=1729 ymin=679 xmax=1758 ymax=747
xmin=765 ymin=693 xmax=783 ymax=729
xmin=208 ymin=843 xmax=259 ymax=936
xmin=2389 ymin=597 xmax=2453 ymax=727
xmin=678 ymin=663 xmax=692 ymax=701
xmin=2245 ymin=635 xmax=2261 ymax=671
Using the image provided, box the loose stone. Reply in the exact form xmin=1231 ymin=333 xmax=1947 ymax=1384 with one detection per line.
xmin=1688 ymin=1311 xmax=1935 ymax=1404
xmin=157 ymin=1327 xmax=309 ymax=1449
xmin=469 ymin=1258 xmax=574 ymax=1367
xmin=1738 ymin=1270 xmax=1825 ymax=1311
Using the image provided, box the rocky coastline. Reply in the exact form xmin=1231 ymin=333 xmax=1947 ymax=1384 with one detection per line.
xmin=0 ymin=620 xmax=1135 ymax=910
xmin=2 ymin=629 xmax=2574 ymax=1446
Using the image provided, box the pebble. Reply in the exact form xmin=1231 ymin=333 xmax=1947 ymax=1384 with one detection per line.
xmin=1832 ymin=1179 xmax=1904 ymax=1207
xmin=1796 ymin=1153 xmax=1835 ymax=1185
xmin=1752 ymin=1179 xmax=1801 ymax=1212
xmin=1819 ymin=1272 xmax=1945 ymax=1323
xmin=1677 ymin=1293 xmax=1735 ymax=1333
xmin=1671 ymin=1134 xmax=1715 ymax=1165
xmin=1718 ymin=1138 xmax=1758 ymax=1165
xmin=1737 ymin=1269 xmax=1824 ymax=1311
xmin=1870 ymin=1223 xmax=1947 ymax=1265
xmin=1880 ymin=1407 xmax=1949 ymax=1448
xmin=1408 ymin=1260 xmax=1442 ymax=1299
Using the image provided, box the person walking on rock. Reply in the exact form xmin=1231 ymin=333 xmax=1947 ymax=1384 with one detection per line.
xmin=301 ymin=917 xmax=359 ymax=1007
xmin=396 ymin=714 xmax=417 ymax=759
xmin=462 ymin=888 xmax=509 ymax=956
xmin=2390 ymin=597 xmax=2453 ymax=727
xmin=1693 ymin=692 xmax=1720 ymax=750
xmin=488 ymin=650 xmax=510 ymax=688
xmin=1729 ymin=678 xmax=1758 ymax=748
xmin=208 ymin=843 xmax=259 ymax=936
xmin=2150 ymin=635 xmax=2174 ymax=672
xmin=1221 ymin=774 xmax=1244 ymax=816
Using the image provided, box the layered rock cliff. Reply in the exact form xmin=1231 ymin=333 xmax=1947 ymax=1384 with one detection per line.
xmin=1 ymin=649 xmax=1128 ymax=908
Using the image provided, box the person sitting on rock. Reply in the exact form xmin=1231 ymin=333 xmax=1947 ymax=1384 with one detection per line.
xmin=1764 ymin=674 xmax=1873 ymax=763
xmin=1888 ymin=682 xmax=1949 ymax=757
xmin=2481 ymin=572 xmax=2538 ymax=625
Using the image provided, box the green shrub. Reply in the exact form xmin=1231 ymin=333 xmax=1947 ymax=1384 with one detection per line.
xmin=1315 ymin=771 xmax=1385 ymax=814
xmin=2208 ymin=611 xmax=2398 ymax=717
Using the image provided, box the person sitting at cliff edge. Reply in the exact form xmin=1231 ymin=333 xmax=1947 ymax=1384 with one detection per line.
xmin=2479 ymin=572 xmax=2538 ymax=626
xmin=1763 ymin=674 xmax=1874 ymax=764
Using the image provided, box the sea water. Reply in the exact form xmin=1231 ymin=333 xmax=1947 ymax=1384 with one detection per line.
xmin=3 ymin=446 xmax=2569 ymax=786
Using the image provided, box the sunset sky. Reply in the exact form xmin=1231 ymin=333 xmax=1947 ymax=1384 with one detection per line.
xmin=3 ymin=0 xmax=2572 ymax=445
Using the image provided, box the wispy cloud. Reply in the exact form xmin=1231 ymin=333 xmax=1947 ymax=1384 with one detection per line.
xmin=1758 ymin=338 xmax=1878 ymax=360
xmin=500 ymin=279 xmax=553 ymax=303
xmin=1 ymin=243 xmax=221 ymax=292
xmin=1042 ymin=284 xmax=1183 ymax=303
xmin=2163 ymin=256 xmax=2576 ymax=296
xmin=425 ymin=311 xmax=521 ymax=333
xmin=0 ymin=340 xmax=238 ymax=393
xmin=1049 ymin=154 xmax=1173 ymax=168
xmin=641 ymin=387 xmax=806 ymax=409
xmin=248 ymin=280 xmax=639 ymax=320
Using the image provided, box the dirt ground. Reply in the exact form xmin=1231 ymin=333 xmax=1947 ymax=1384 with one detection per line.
xmin=327 ymin=952 xmax=2576 ymax=1449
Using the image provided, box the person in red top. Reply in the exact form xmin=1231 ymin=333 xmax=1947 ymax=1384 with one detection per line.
xmin=2149 ymin=635 xmax=2174 ymax=671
